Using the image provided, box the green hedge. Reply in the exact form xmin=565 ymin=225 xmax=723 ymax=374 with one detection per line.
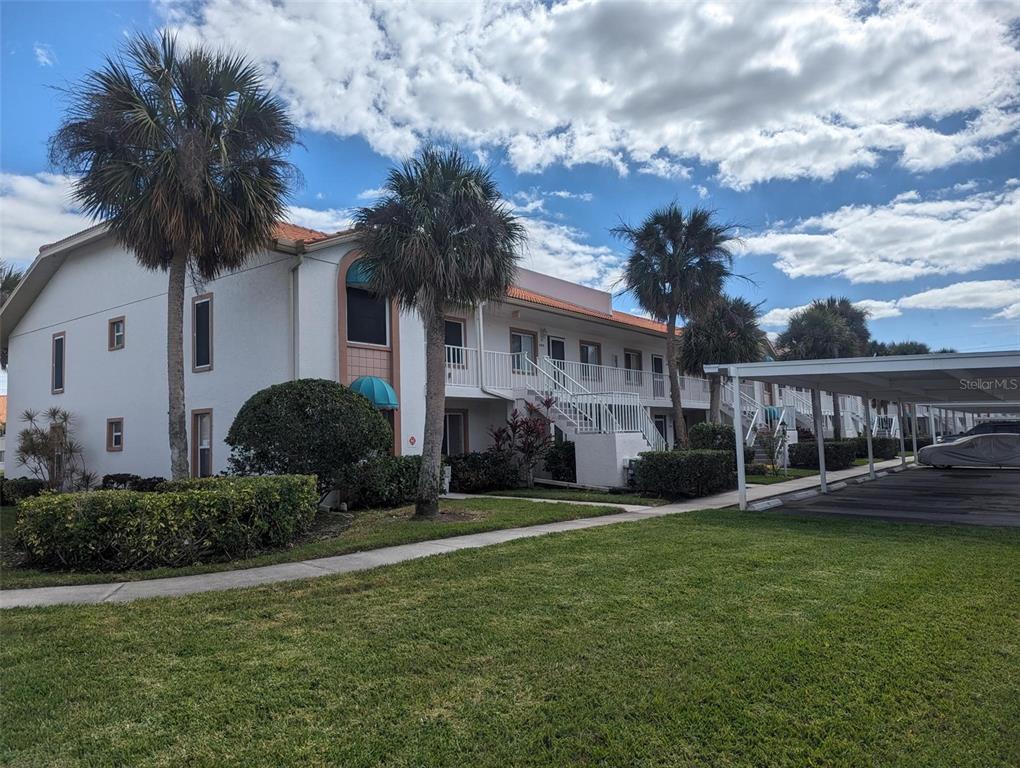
xmin=688 ymin=421 xmax=754 ymax=465
xmin=851 ymin=436 xmax=899 ymax=460
xmin=333 ymin=455 xmax=421 ymax=510
xmin=448 ymin=451 xmax=520 ymax=493
xmin=1 ymin=477 xmax=47 ymax=506
xmin=632 ymin=450 xmax=735 ymax=499
xmin=15 ymin=475 xmax=317 ymax=571
xmin=788 ymin=441 xmax=857 ymax=471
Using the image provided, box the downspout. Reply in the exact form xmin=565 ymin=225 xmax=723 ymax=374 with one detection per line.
xmin=290 ymin=251 xmax=304 ymax=380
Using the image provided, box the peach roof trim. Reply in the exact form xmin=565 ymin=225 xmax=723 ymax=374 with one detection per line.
xmin=506 ymin=285 xmax=673 ymax=335
xmin=272 ymin=222 xmax=328 ymax=242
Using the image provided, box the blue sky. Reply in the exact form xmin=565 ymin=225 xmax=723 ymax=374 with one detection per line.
xmin=2 ymin=0 xmax=1018 ymax=352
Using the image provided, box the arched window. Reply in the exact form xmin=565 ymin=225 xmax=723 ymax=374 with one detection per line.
xmin=346 ymin=262 xmax=388 ymax=346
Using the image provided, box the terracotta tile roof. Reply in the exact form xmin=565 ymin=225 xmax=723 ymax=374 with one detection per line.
xmin=506 ymin=285 xmax=673 ymax=335
xmin=272 ymin=222 xmax=328 ymax=241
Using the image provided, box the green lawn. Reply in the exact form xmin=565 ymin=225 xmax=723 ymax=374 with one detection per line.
xmin=0 ymin=498 xmax=622 ymax=591
xmin=3 ymin=511 xmax=1018 ymax=767
xmin=745 ymin=467 xmax=819 ymax=484
xmin=485 ymin=486 xmax=668 ymax=506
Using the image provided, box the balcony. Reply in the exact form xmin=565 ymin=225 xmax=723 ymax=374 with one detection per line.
xmin=444 ymin=345 xmax=713 ymax=406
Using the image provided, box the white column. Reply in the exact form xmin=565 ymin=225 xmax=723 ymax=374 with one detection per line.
xmin=897 ymin=401 xmax=907 ymax=467
xmin=811 ymin=387 xmax=827 ymax=493
xmin=732 ymin=372 xmax=747 ymax=511
xmin=863 ymin=395 xmax=875 ymax=479
xmin=910 ymin=403 xmax=919 ymax=462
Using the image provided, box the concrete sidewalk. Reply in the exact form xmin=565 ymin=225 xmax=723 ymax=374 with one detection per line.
xmin=1 ymin=457 xmax=909 ymax=609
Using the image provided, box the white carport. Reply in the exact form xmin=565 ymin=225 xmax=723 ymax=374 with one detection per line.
xmin=704 ymin=351 xmax=1020 ymax=510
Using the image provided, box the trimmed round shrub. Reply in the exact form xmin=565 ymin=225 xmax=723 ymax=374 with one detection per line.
xmin=632 ymin=450 xmax=735 ymax=498
xmin=688 ymin=422 xmax=735 ymax=451
xmin=448 ymin=450 xmax=520 ymax=493
xmin=15 ymin=475 xmax=317 ymax=571
xmin=788 ymin=441 xmax=857 ymax=471
xmin=333 ymin=455 xmax=422 ymax=510
xmin=226 ymin=379 xmax=391 ymax=491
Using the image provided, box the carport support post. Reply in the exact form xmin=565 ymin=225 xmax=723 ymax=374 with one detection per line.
xmin=929 ymin=408 xmax=936 ymax=442
xmin=811 ymin=388 xmax=827 ymax=493
xmin=897 ymin=402 xmax=907 ymax=467
xmin=732 ymin=372 xmax=747 ymax=511
xmin=910 ymin=404 xmax=919 ymax=462
xmin=863 ymin=396 xmax=876 ymax=480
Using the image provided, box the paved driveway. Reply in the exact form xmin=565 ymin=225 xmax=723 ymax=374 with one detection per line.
xmin=780 ymin=466 xmax=1020 ymax=527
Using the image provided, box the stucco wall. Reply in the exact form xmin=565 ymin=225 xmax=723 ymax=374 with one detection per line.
xmin=5 ymin=240 xmax=293 ymax=479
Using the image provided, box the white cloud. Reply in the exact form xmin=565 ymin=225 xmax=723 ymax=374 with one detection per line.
xmin=166 ymin=0 xmax=1020 ymax=188
xmin=355 ymin=187 xmax=387 ymax=201
xmin=760 ymin=281 xmax=1020 ymax=330
xmin=33 ymin=43 xmax=55 ymax=67
xmin=518 ymin=218 xmax=621 ymax=288
xmin=546 ymin=190 xmax=593 ymax=202
xmin=694 ymin=185 xmax=710 ymax=199
xmin=0 ymin=173 xmax=93 ymax=268
xmin=285 ymin=205 xmax=354 ymax=233
xmin=743 ymin=184 xmax=1020 ymax=283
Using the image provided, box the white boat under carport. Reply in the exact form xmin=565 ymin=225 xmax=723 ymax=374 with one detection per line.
xmin=704 ymin=351 xmax=1020 ymax=511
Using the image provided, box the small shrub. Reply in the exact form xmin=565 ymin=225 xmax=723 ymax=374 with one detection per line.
xmin=851 ymin=436 xmax=899 ymax=460
xmin=226 ymin=379 xmax=392 ymax=491
xmin=544 ymin=441 xmax=576 ymax=482
xmin=448 ymin=450 xmax=520 ymax=493
xmin=632 ymin=450 xmax=735 ymax=499
xmin=0 ymin=477 xmax=47 ymax=506
xmin=788 ymin=441 xmax=857 ymax=471
xmin=100 ymin=474 xmax=166 ymax=491
xmin=16 ymin=475 xmax=317 ymax=571
xmin=333 ymin=455 xmax=422 ymax=510
xmin=689 ymin=422 xmax=734 ymax=451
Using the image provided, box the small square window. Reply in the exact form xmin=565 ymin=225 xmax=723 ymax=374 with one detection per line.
xmin=106 ymin=419 xmax=124 ymax=452
xmin=108 ymin=317 xmax=126 ymax=350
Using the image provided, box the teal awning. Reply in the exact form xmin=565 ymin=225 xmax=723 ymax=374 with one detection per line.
xmin=350 ymin=376 xmax=399 ymax=410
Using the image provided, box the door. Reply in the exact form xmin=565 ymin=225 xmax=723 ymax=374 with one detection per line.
xmin=548 ymin=336 xmax=566 ymax=384
xmin=651 ymin=355 xmax=665 ymax=398
xmin=654 ymin=414 xmax=669 ymax=443
xmin=624 ymin=349 xmax=643 ymax=387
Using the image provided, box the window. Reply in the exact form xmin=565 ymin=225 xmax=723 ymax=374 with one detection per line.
xmin=654 ymin=414 xmax=668 ymax=442
xmin=579 ymin=340 xmax=601 ymax=380
xmin=192 ymin=410 xmax=213 ymax=477
xmin=510 ymin=329 xmax=537 ymax=373
xmin=108 ymin=316 xmax=125 ymax=351
xmin=445 ymin=319 xmax=465 ymax=366
xmin=442 ymin=411 xmax=468 ymax=456
xmin=346 ymin=286 xmax=389 ymax=346
xmin=51 ymin=332 xmax=65 ymax=394
xmin=192 ymin=294 xmax=213 ymax=371
xmin=106 ymin=418 xmax=124 ymax=452
xmin=624 ymin=349 xmax=643 ymax=385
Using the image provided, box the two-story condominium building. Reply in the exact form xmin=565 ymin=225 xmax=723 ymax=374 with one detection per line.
xmin=1 ymin=222 xmax=772 ymax=487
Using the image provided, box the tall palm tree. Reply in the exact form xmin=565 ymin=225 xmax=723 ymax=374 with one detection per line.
xmin=614 ymin=205 xmax=738 ymax=448
xmin=776 ymin=298 xmax=867 ymax=440
xmin=353 ymin=147 xmax=526 ymax=518
xmin=1 ymin=260 xmax=24 ymax=369
xmin=678 ymin=295 xmax=765 ymax=424
xmin=49 ymin=33 xmax=297 ymax=478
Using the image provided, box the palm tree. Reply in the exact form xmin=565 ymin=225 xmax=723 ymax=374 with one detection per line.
xmin=49 ymin=33 xmax=297 ymax=478
xmin=678 ymin=295 xmax=765 ymax=424
xmin=1 ymin=260 xmax=23 ymax=369
xmin=614 ymin=205 xmax=738 ymax=448
xmin=352 ymin=147 xmax=526 ymax=518
xmin=776 ymin=298 xmax=868 ymax=440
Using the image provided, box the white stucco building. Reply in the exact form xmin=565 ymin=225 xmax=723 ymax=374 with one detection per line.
xmin=2 ymin=222 xmax=809 ymax=487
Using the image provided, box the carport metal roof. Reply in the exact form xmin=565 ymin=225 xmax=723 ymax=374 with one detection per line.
xmin=704 ymin=350 xmax=1020 ymax=407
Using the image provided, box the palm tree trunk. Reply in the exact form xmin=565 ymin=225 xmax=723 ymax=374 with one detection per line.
xmin=666 ymin=315 xmax=688 ymax=449
xmin=709 ymin=374 xmax=721 ymax=424
xmin=831 ymin=393 xmax=842 ymax=441
xmin=167 ymin=250 xmax=189 ymax=479
xmin=415 ymin=306 xmax=446 ymax=518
